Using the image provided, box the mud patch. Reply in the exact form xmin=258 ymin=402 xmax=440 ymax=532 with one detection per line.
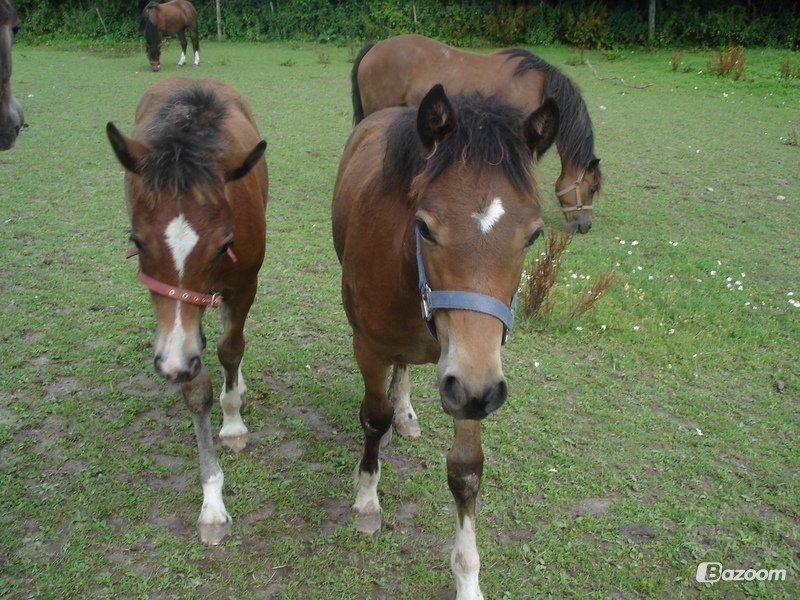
xmin=261 ymin=371 xmax=292 ymax=398
xmin=620 ymin=523 xmax=655 ymax=544
xmin=241 ymin=503 xmax=276 ymax=527
xmin=283 ymin=404 xmax=337 ymax=439
xmin=119 ymin=372 xmax=163 ymax=399
xmin=321 ymin=498 xmax=352 ymax=532
xmin=148 ymin=507 xmax=189 ymax=536
xmin=277 ymin=440 xmax=304 ymax=460
xmin=569 ymin=498 xmax=613 ymax=517
xmin=22 ymin=330 xmax=43 ymax=343
xmin=46 ymin=377 xmax=79 ymax=398
xmin=28 ymin=354 xmax=51 ymax=368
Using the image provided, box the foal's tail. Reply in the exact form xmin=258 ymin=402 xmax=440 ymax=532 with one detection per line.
xmin=351 ymin=42 xmax=374 ymax=125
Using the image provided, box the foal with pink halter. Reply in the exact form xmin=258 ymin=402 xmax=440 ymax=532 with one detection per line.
xmin=107 ymin=77 xmax=268 ymax=545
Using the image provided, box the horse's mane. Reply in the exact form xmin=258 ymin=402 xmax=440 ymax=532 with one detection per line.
xmin=383 ymin=93 xmax=534 ymax=197
xmin=141 ymin=2 xmax=160 ymax=60
xmin=500 ymin=49 xmax=600 ymax=180
xmin=140 ymin=83 xmax=229 ymax=202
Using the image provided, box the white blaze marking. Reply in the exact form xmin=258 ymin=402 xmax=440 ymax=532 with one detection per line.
xmin=452 ymin=515 xmax=483 ymax=599
xmin=472 ymin=197 xmax=505 ymax=233
xmin=352 ymin=461 xmax=381 ymax=514
xmin=164 ymin=214 xmax=198 ymax=279
xmin=194 ymin=51 xmax=200 ymax=66
xmin=199 ymin=471 xmax=230 ymax=525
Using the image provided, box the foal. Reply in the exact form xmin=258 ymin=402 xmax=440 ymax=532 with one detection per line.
xmin=0 ymin=0 xmax=23 ymax=150
xmin=107 ymin=77 xmax=267 ymax=544
xmin=141 ymin=0 xmax=200 ymax=72
xmin=333 ymin=86 xmax=558 ymax=598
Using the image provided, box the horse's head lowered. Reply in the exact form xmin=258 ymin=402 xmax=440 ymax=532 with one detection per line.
xmin=0 ymin=0 xmax=23 ymax=150
xmin=556 ymin=157 xmax=601 ymax=234
xmin=141 ymin=2 xmax=162 ymax=71
xmin=106 ymin=89 xmax=266 ymax=382
xmin=404 ymin=86 xmax=558 ymax=419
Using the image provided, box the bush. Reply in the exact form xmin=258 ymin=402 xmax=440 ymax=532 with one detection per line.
xmin=779 ymin=54 xmax=800 ymax=79
xmin=670 ymin=50 xmax=683 ymax=71
xmin=708 ymin=46 xmax=747 ymax=80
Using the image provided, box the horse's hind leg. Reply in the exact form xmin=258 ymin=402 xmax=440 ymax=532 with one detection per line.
xmin=190 ymin=25 xmax=200 ymax=66
xmin=352 ymin=336 xmax=393 ymax=535
xmin=183 ymin=368 xmax=231 ymax=545
xmin=217 ymin=290 xmax=255 ymax=452
xmin=389 ymin=364 xmax=421 ymax=438
xmin=448 ymin=420 xmax=485 ymax=599
xmin=177 ymin=30 xmax=188 ymax=66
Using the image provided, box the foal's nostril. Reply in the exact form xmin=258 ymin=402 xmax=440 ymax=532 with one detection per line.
xmin=480 ymin=379 xmax=508 ymax=415
xmin=440 ymin=375 xmax=467 ymax=414
xmin=187 ymin=356 xmax=202 ymax=379
xmin=153 ymin=355 xmax=163 ymax=374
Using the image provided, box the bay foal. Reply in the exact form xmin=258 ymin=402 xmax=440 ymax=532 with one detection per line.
xmin=333 ymin=85 xmax=558 ymax=598
xmin=0 ymin=0 xmax=23 ymax=150
xmin=352 ymin=34 xmax=601 ymax=233
xmin=107 ymin=77 xmax=267 ymax=544
xmin=140 ymin=0 xmax=200 ymax=71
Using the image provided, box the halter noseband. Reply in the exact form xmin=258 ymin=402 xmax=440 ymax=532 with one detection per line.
xmin=556 ymin=166 xmax=593 ymax=214
xmin=124 ymin=246 xmax=237 ymax=308
xmin=415 ymin=224 xmax=518 ymax=345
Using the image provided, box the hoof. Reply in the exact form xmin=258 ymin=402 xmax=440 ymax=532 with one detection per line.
xmin=393 ymin=413 xmax=421 ymax=437
xmin=219 ymin=434 xmax=248 ymax=453
xmin=198 ymin=517 xmax=231 ymax=545
xmin=353 ymin=510 xmax=381 ymax=535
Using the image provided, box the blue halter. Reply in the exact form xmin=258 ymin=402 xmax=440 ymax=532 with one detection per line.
xmin=415 ymin=224 xmax=518 ymax=345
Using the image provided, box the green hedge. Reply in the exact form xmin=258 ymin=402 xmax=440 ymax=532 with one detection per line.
xmin=13 ymin=1 xmax=800 ymax=48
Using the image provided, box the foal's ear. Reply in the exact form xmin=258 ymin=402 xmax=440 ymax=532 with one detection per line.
xmin=417 ymin=84 xmax=457 ymax=149
xmin=523 ymin=98 xmax=559 ymax=159
xmin=106 ymin=122 xmax=148 ymax=175
xmin=223 ymin=140 xmax=267 ymax=182
xmin=587 ymin=157 xmax=601 ymax=171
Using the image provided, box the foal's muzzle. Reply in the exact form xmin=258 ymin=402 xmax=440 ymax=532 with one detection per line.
xmin=570 ymin=216 xmax=592 ymax=234
xmin=439 ymin=375 xmax=508 ymax=420
xmin=154 ymin=353 xmax=202 ymax=382
xmin=0 ymin=97 xmax=24 ymax=150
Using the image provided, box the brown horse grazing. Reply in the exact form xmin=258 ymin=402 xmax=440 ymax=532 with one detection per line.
xmin=141 ymin=0 xmax=200 ymax=72
xmin=106 ymin=77 xmax=267 ymax=545
xmin=352 ymin=34 xmax=601 ymax=234
xmin=0 ymin=0 xmax=23 ymax=150
xmin=333 ymin=85 xmax=558 ymax=598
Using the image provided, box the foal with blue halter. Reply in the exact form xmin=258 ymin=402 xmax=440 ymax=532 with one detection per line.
xmin=332 ymin=85 xmax=558 ymax=598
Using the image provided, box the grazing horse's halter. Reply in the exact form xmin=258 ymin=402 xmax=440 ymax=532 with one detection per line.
xmin=556 ymin=166 xmax=593 ymax=214
xmin=124 ymin=246 xmax=237 ymax=308
xmin=415 ymin=224 xmax=518 ymax=345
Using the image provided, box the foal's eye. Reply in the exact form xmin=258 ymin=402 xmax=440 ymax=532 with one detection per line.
xmin=218 ymin=240 xmax=233 ymax=256
xmin=129 ymin=235 xmax=143 ymax=250
xmin=416 ymin=219 xmax=436 ymax=243
xmin=11 ymin=26 xmax=20 ymax=38
xmin=589 ymin=186 xmax=598 ymax=195
xmin=525 ymin=228 xmax=544 ymax=248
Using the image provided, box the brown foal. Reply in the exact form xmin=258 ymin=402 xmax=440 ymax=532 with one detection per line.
xmin=140 ymin=0 xmax=200 ymax=71
xmin=107 ymin=77 xmax=268 ymax=545
xmin=352 ymin=34 xmax=601 ymax=233
xmin=333 ymin=85 xmax=558 ymax=598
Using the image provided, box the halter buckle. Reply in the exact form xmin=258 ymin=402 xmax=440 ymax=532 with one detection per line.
xmin=420 ymin=285 xmax=433 ymax=321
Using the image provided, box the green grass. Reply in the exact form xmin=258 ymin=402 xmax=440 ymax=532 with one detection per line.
xmin=1 ymin=41 xmax=798 ymax=598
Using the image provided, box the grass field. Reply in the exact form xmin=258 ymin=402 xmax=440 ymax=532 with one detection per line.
xmin=1 ymin=40 xmax=798 ymax=598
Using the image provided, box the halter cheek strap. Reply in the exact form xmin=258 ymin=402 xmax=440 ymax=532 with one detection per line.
xmin=415 ymin=225 xmax=518 ymax=345
xmin=556 ymin=166 xmax=593 ymax=214
xmin=124 ymin=247 xmax=237 ymax=307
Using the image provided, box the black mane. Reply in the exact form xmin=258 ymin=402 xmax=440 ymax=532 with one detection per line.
xmin=383 ymin=93 xmax=534 ymax=195
xmin=501 ymin=49 xmax=600 ymax=178
xmin=141 ymin=84 xmax=228 ymax=199
xmin=141 ymin=2 xmax=159 ymax=60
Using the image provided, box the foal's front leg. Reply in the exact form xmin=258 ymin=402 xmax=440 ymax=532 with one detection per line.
xmin=177 ymin=30 xmax=188 ymax=66
xmin=217 ymin=294 xmax=254 ymax=452
xmin=389 ymin=364 xmax=421 ymax=437
xmin=352 ymin=336 xmax=393 ymax=535
xmin=183 ymin=368 xmax=231 ymax=545
xmin=448 ymin=420 xmax=485 ymax=600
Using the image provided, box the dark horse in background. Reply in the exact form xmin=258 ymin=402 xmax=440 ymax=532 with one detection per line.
xmin=140 ymin=0 xmax=200 ymax=72
xmin=352 ymin=34 xmax=602 ymax=234
xmin=0 ymin=0 xmax=23 ymax=149
xmin=106 ymin=77 xmax=268 ymax=544
xmin=333 ymin=84 xmax=558 ymax=598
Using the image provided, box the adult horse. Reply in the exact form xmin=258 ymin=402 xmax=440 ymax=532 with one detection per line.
xmin=140 ymin=0 xmax=200 ymax=72
xmin=0 ymin=0 xmax=23 ymax=150
xmin=333 ymin=84 xmax=558 ymax=598
xmin=352 ymin=34 xmax=601 ymax=234
xmin=106 ymin=77 xmax=267 ymax=544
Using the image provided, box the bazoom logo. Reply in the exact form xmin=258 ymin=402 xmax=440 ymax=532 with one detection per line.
xmin=696 ymin=562 xmax=787 ymax=584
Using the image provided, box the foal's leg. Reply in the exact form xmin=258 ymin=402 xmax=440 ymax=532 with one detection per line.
xmin=217 ymin=289 xmax=255 ymax=452
xmin=389 ymin=364 xmax=421 ymax=437
xmin=183 ymin=368 xmax=231 ymax=545
xmin=352 ymin=336 xmax=393 ymax=535
xmin=177 ymin=30 xmax=188 ymax=66
xmin=448 ymin=420 xmax=485 ymax=600
xmin=190 ymin=25 xmax=200 ymax=66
